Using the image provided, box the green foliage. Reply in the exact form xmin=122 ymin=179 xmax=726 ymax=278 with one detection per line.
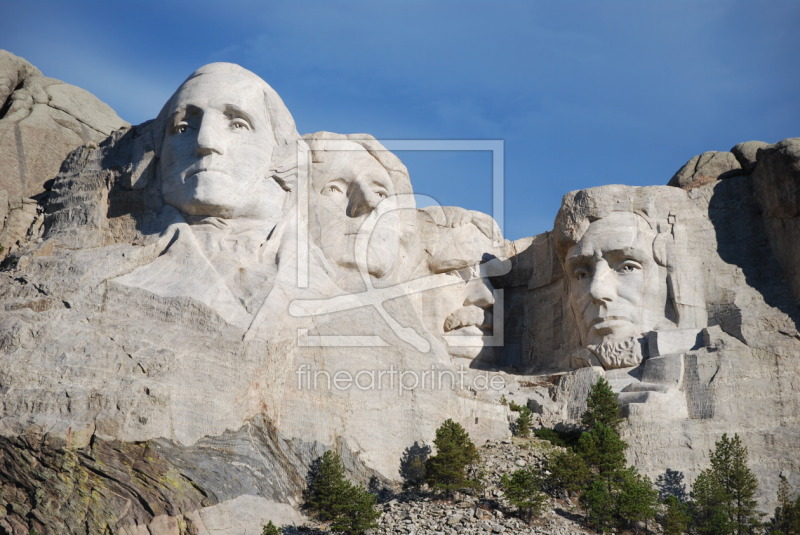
xmin=303 ymin=450 xmax=351 ymax=521
xmin=508 ymin=400 xmax=526 ymax=412
xmin=513 ymin=407 xmax=534 ymax=438
xmin=577 ymin=423 xmax=627 ymax=477
xmin=547 ymin=449 xmax=591 ymax=497
xmin=578 ymin=467 xmax=658 ymax=534
xmin=616 ymin=467 xmax=658 ymax=530
xmin=581 ymin=479 xmax=617 ymax=533
xmin=532 ymin=427 xmax=582 ymax=449
xmin=303 ymin=450 xmax=381 ymax=535
xmin=261 ymin=521 xmax=280 ymax=535
xmin=768 ymin=475 xmax=800 ymax=535
xmin=663 ymin=495 xmax=691 ymax=535
xmin=425 ymin=419 xmax=480 ymax=496
xmin=581 ymin=377 xmax=623 ymax=431
xmin=691 ymin=470 xmax=733 ymax=535
xmin=690 ymin=434 xmax=761 ymax=535
xmin=499 ymin=394 xmax=508 ymax=406
xmin=329 ymin=485 xmax=381 ymax=535
xmin=560 ymin=379 xmax=657 ymax=533
xmin=500 ymin=468 xmax=547 ymax=523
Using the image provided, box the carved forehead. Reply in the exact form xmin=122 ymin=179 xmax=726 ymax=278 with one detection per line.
xmin=169 ymin=71 xmax=271 ymax=124
xmin=305 ymin=132 xmax=413 ymax=196
xmin=567 ymin=212 xmax=657 ymax=260
xmin=310 ymin=140 xmax=389 ymax=179
xmin=154 ymin=62 xmax=300 ymax=153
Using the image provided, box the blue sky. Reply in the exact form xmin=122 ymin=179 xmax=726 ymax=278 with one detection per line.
xmin=3 ymin=1 xmax=798 ymax=240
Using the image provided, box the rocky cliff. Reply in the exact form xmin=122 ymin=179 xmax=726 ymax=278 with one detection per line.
xmin=0 ymin=51 xmax=798 ymax=534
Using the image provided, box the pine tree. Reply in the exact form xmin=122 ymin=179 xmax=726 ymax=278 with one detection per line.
xmin=329 ymin=484 xmax=381 ymax=535
xmin=547 ymin=449 xmax=591 ymax=497
xmin=577 ymin=422 xmax=627 ymax=478
xmin=690 ymin=434 xmax=761 ymax=535
xmin=690 ymin=470 xmax=732 ymax=535
xmin=425 ymin=419 xmax=480 ymax=496
xmin=770 ymin=475 xmax=800 ymax=535
xmin=302 ymin=450 xmax=381 ymax=534
xmin=616 ymin=467 xmax=658 ymax=533
xmin=514 ymin=407 xmax=534 ymax=438
xmin=581 ymin=478 xmax=617 ymax=533
xmin=581 ymin=377 xmax=623 ymax=431
xmin=303 ymin=450 xmax=351 ymax=521
xmin=261 ymin=521 xmax=280 ymax=535
xmin=662 ymin=495 xmax=691 ymax=535
xmin=500 ymin=467 xmax=547 ymax=523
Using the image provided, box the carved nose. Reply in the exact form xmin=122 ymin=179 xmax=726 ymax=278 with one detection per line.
xmin=347 ymin=180 xmax=381 ymax=218
xmin=588 ymin=261 xmax=617 ymax=303
xmin=463 ymin=276 xmax=494 ymax=308
xmin=195 ymin=116 xmax=224 ymax=157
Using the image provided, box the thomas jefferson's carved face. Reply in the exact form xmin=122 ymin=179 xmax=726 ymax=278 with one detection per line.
xmin=311 ymin=140 xmax=403 ymax=278
xmin=565 ymin=212 xmax=667 ymax=347
xmin=159 ymin=70 xmax=285 ymax=220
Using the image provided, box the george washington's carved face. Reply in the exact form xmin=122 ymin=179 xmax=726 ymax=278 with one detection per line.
xmin=565 ymin=212 xmax=668 ymax=352
xmin=159 ymin=69 xmax=285 ymax=220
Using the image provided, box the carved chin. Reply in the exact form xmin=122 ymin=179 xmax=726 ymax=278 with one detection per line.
xmin=588 ymin=335 xmax=643 ymax=369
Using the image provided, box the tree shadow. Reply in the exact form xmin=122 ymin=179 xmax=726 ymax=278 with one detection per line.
xmin=655 ymin=468 xmax=687 ymax=502
xmin=399 ymin=441 xmax=431 ymax=491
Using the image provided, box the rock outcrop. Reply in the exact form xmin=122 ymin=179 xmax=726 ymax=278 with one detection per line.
xmin=0 ymin=54 xmax=798 ymax=534
xmin=0 ymin=50 xmax=126 ymax=261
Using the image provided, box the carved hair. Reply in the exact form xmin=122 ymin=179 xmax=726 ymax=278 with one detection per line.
xmin=553 ymin=185 xmax=707 ymax=330
xmin=303 ymin=131 xmax=413 ymax=199
xmin=151 ymin=63 xmax=306 ymax=193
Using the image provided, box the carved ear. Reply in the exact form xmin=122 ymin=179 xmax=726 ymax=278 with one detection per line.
xmin=269 ymin=140 xmax=310 ymax=193
xmin=652 ymin=231 xmax=672 ymax=267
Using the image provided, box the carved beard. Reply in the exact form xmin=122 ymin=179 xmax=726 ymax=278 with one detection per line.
xmin=588 ymin=335 xmax=643 ymax=369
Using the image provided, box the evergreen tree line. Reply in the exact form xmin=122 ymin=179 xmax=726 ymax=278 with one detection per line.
xmin=539 ymin=377 xmax=797 ymax=535
xmin=261 ymin=378 xmax=799 ymax=534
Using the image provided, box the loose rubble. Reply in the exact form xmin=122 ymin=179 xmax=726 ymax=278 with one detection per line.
xmin=293 ymin=438 xmax=597 ymax=535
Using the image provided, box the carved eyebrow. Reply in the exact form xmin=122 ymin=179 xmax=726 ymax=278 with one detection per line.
xmin=605 ymin=247 xmax=649 ymax=263
xmin=223 ymin=105 xmax=255 ymax=127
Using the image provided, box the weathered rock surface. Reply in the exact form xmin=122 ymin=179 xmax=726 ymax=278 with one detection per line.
xmin=667 ymin=150 xmax=743 ymax=189
xmin=0 ymin=54 xmax=798 ymax=534
xmin=0 ymin=50 xmax=126 ymax=260
xmin=501 ymin=141 xmax=800 ymax=512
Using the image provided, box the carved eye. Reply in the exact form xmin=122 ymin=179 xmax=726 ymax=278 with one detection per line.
xmin=617 ymin=261 xmax=642 ymax=274
xmin=376 ymin=190 xmax=388 ymax=199
xmin=230 ymin=118 xmax=251 ymax=130
xmin=572 ymin=267 xmax=590 ymax=280
xmin=173 ymin=122 xmax=188 ymax=134
xmin=324 ymin=183 xmax=344 ymax=195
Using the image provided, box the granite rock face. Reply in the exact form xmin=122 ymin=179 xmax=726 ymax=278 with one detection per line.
xmin=501 ymin=139 xmax=800 ymax=513
xmin=0 ymin=50 xmax=126 ymax=261
xmin=0 ymin=62 xmax=509 ymax=534
xmin=0 ymin=56 xmax=798 ymax=534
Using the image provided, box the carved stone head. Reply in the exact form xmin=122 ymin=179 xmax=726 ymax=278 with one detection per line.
xmin=554 ymin=185 xmax=707 ymax=369
xmin=154 ymin=63 xmax=300 ymax=221
xmin=304 ymin=132 xmax=414 ymax=280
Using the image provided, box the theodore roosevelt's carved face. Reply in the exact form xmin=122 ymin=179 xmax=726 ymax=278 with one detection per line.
xmin=565 ymin=212 xmax=667 ymax=348
xmin=159 ymin=68 xmax=285 ymax=220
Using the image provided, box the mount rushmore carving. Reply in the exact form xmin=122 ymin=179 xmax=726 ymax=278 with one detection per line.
xmin=0 ymin=51 xmax=798 ymax=534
